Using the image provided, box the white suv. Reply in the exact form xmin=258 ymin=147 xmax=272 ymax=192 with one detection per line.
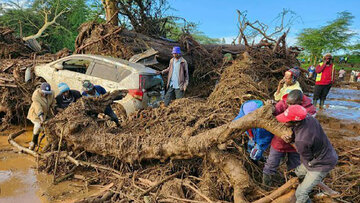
xmin=34 ymin=54 xmax=164 ymax=115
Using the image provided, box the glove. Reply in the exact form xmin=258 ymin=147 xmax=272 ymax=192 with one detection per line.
xmin=250 ymin=144 xmax=264 ymax=161
xmin=247 ymin=139 xmax=255 ymax=154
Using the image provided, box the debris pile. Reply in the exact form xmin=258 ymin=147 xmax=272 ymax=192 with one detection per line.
xmin=38 ymin=37 xmax=311 ymax=202
xmin=0 ymin=49 xmax=71 ymax=129
xmin=0 ymin=27 xmax=33 ymax=59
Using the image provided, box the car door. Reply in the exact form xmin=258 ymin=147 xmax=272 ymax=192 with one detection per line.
xmin=51 ymin=57 xmax=95 ymax=94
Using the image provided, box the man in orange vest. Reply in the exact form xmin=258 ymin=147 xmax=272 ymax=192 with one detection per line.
xmin=313 ymin=53 xmax=335 ymax=109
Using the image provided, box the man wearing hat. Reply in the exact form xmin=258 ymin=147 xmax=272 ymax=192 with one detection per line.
xmin=274 ymin=67 xmax=302 ymax=101
xmin=314 ymin=53 xmax=335 ymax=109
xmin=27 ymin=82 xmax=56 ymax=150
xmin=82 ymin=80 xmax=120 ymax=127
xmin=263 ymin=90 xmax=316 ymax=187
xmin=276 ymin=105 xmax=338 ymax=203
xmin=55 ymin=82 xmax=82 ymax=111
xmin=158 ymin=46 xmax=189 ymax=106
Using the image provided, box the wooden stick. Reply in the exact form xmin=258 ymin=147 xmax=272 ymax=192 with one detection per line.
xmin=139 ymin=171 xmax=182 ymax=197
xmin=0 ymin=83 xmax=17 ymax=88
xmin=2 ymin=63 xmax=14 ymax=72
xmin=340 ymin=147 xmax=360 ymax=156
xmin=0 ymin=77 xmax=14 ymax=82
xmin=253 ymin=177 xmax=299 ymax=203
xmin=53 ymin=127 xmax=65 ymax=180
xmin=8 ymin=131 xmax=123 ymax=179
xmin=54 ymin=165 xmax=78 ymax=184
xmin=183 ymin=181 xmax=214 ymax=203
xmin=8 ymin=129 xmax=40 ymax=158
xmin=162 ymin=196 xmax=208 ymax=203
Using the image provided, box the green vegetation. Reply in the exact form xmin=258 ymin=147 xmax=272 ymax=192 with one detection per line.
xmin=297 ymin=11 xmax=357 ymax=65
xmin=0 ymin=0 xmax=220 ymax=53
xmin=0 ymin=0 xmax=92 ymax=52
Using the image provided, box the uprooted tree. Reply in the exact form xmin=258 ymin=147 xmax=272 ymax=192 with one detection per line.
xmin=3 ymin=6 xmax=318 ymax=202
xmin=30 ymin=35 xmax=308 ymax=202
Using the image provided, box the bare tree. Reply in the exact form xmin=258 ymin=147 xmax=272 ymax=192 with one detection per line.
xmin=22 ymin=0 xmax=68 ymax=41
xmin=234 ymin=9 xmax=301 ymax=45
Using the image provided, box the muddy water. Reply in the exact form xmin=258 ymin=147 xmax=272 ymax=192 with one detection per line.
xmin=310 ymin=88 xmax=360 ymax=121
xmin=0 ymin=128 xmax=99 ymax=203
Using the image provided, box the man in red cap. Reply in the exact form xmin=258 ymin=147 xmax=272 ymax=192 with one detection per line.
xmin=158 ymin=46 xmax=189 ymax=106
xmin=276 ymin=105 xmax=338 ymax=203
xmin=263 ymin=90 xmax=316 ymax=186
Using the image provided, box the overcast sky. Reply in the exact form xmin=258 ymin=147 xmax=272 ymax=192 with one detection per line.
xmin=168 ymin=0 xmax=360 ymax=45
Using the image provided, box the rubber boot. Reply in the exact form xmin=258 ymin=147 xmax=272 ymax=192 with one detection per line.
xmin=313 ymin=99 xmax=318 ymax=107
xmin=319 ymin=100 xmax=325 ymax=109
xmin=29 ymin=134 xmax=39 ymax=150
xmin=262 ymin=173 xmax=273 ymax=187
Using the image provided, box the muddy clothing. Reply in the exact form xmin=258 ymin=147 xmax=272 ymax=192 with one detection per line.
xmin=235 ymin=100 xmax=274 ymax=160
xmin=162 ymin=57 xmax=189 ymax=90
xmin=55 ymin=90 xmax=82 ymax=109
xmin=272 ymin=95 xmax=316 ymax=153
xmin=315 ymin=63 xmax=335 ymax=85
xmin=82 ymin=85 xmax=106 ymax=97
xmin=164 ymin=86 xmax=184 ymax=106
xmin=274 ymin=81 xmax=302 ymax=101
xmin=313 ymin=84 xmax=332 ymax=101
xmin=294 ymin=116 xmax=338 ymax=172
xmin=27 ymin=89 xmax=56 ymax=123
xmin=82 ymin=85 xmax=119 ymax=125
xmin=295 ymin=164 xmax=329 ymax=203
xmin=263 ymin=147 xmax=300 ymax=175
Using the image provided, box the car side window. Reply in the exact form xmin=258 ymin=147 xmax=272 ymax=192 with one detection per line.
xmin=116 ymin=66 xmax=131 ymax=82
xmin=90 ymin=62 xmax=118 ymax=82
xmin=62 ymin=59 xmax=91 ymax=74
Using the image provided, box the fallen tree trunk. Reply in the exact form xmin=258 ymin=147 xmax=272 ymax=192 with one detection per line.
xmin=74 ymin=22 xmax=244 ymax=69
xmin=208 ymin=148 xmax=250 ymax=203
xmin=45 ymin=91 xmax=291 ymax=164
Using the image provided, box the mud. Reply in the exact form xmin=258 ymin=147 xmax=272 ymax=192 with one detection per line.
xmin=0 ymin=128 xmax=108 ymax=203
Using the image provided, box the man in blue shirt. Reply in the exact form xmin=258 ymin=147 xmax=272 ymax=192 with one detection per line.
xmin=82 ymin=80 xmax=120 ymax=127
xmin=234 ymin=100 xmax=274 ymax=161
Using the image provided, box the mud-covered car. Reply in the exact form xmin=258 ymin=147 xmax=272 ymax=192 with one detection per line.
xmin=34 ymin=54 xmax=164 ymax=115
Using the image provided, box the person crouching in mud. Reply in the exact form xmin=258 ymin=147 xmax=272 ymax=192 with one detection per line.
xmin=82 ymin=80 xmax=123 ymax=127
xmin=27 ymin=82 xmax=56 ymax=150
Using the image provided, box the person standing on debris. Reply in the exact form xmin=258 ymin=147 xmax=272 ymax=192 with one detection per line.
xmin=313 ymin=53 xmax=335 ymax=109
xmin=82 ymin=80 xmax=120 ymax=127
xmin=27 ymin=82 xmax=56 ymax=150
xmin=274 ymin=67 xmax=302 ymax=101
xmin=338 ymin=68 xmax=346 ymax=82
xmin=263 ymin=90 xmax=316 ymax=186
xmin=234 ymin=100 xmax=274 ymax=162
xmin=157 ymin=46 xmax=189 ymax=106
xmin=276 ymin=105 xmax=338 ymax=203
xmin=55 ymin=82 xmax=82 ymax=111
